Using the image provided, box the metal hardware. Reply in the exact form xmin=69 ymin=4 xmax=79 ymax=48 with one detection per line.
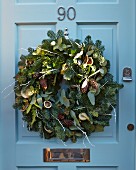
xmin=43 ymin=148 xmax=90 ymax=162
xmin=58 ymin=7 xmax=76 ymax=21
xmin=67 ymin=7 xmax=76 ymax=21
xmin=127 ymin=124 xmax=134 ymax=131
xmin=123 ymin=67 xmax=132 ymax=81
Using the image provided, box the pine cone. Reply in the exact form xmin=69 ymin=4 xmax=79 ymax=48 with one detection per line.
xmin=80 ymin=79 xmax=88 ymax=93
xmin=27 ymin=60 xmax=34 ymax=66
xmin=63 ymin=119 xmax=73 ymax=127
xmin=40 ymin=79 xmax=47 ymax=90
xmin=58 ymin=113 xmax=65 ymax=120
xmin=89 ymin=79 xmax=98 ymax=90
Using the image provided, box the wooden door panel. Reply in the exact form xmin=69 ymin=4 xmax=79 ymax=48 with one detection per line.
xmin=18 ymin=167 xmax=57 ymax=170
xmin=77 ymin=0 xmax=118 ymax=3
xmin=17 ymin=0 xmax=56 ymax=3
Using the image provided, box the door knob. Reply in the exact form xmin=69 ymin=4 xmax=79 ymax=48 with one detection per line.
xmin=127 ymin=124 xmax=134 ymax=131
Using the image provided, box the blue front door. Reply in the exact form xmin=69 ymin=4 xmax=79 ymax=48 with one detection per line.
xmin=0 ymin=0 xmax=135 ymax=170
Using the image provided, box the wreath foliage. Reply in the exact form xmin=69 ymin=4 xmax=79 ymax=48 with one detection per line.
xmin=13 ymin=30 xmax=123 ymax=143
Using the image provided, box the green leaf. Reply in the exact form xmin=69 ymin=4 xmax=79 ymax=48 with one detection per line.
xmin=30 ymin=95 xmax=36 ymax=104
xmin=91 ymin=111 xmax=98 ymax=117
xmin=43 ymin=110 xmax=50 ymax=120
xmin=57 ymin=30 xmax=64 ymax=38
xmin=71 ymin=49 xmax=76 ymax=55
xmin=69 ymin=125 xmax=79 ymax=130
xmin=63 ymin=97 xmax=70 ymax=108
xmin=75 ymin=132 xmax=82 ymax=137
xmin=31 ymin=110 xmax=37 ymax=126
xmin=34 ymin=103 xmax=42 ymax=109
xmin=86 ymin=50 xmax=94 ymax=56
xmin=57 ymin=37 xmax=62 ymax=45
xmin=60 ymin=89 xmax=70 ymax=108
xmin=63 ymin=69 xmax=75 ymax=80
xmin=95 ymin=125 xmax=104 ymax=132
xmin=47 ymin=30 xmax=56 ymax=39
xmin=70 ymin=110 xmax=80 ymax=127
xmin=53 ymin=45 xmax=59 ymax=50
xmin=37 ymin=97 xmax=43 ymax=106
xmin=88 ymin=91 xmax=95 ymax=105
xmin=40 ymin=91 xmax=52 ymax=97
xmin=26 ymin=104 xmax=32 ymax=114
xmin=100 ymin=68 xmax=104 ymax=74
xmin=84 ymin=35 xmax=93 ymax=45
xmin=61 ymin=44 xmax=67 ymax=49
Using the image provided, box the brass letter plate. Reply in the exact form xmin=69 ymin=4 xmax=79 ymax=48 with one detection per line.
xmin=43 ymin=148 xmax=90 ymax=162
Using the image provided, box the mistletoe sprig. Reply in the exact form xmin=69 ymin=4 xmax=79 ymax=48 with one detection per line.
xmin=13 ymin=30 xmax=123 ymax=143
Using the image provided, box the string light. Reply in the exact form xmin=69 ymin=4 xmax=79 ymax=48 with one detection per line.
xmin=76 ymin=126 xmax=95 ymax=147
xmin=50 ymin=113 xmax=65 ymax=132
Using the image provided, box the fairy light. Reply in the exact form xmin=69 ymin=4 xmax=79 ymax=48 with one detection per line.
xmin=22 ymin=120 xmax=25 ymax=128
xmin=109 ymin=103 xmax=117 ymax=123
xmin=103 ymin=102 xmax=117 ymax=123
xmin=83 ymin=137 xmax=86 ymax=148
xmin=76 ymin=126 xmax=95 ymax=147
xmin=50 ymin=113 xmax=65 ymax=132
xmin=100 ymin=81 xmax=108 ymax=89
xmin=88 ymin=69 xmax=101 ymax=79
xmin=61 ymin=140 xmax=67 ymax=146
xmin=2 ymin=80 xmax=32 ymax=99
xmin=19 ymin=48 xmax=28 ymax=52
xmin=4 ymin=89 xmax=14 ymax=99
xmin=1 ymin=81 xmax=18 ymax=94
xmin=20 ymin=81 xmax=31 ymax=87
xmin=37 ymin=47 xmax=58 ymax=55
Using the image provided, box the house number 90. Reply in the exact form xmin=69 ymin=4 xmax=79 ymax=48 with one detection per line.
xmin=58 ymin=7 xmax=76 ymax=21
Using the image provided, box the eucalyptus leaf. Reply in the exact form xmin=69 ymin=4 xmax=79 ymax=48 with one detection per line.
xmin=75 ymin=132 xmax=82 ymax=137
xmin=86 ymin=50 xmax=94 ymax=56
xmin=69 ymin=125 xmax=79 ymax=130
xmin=53 ymin=45 xmax=59 ymax=50
xmin=91 ymin=111 xmax=99 ymax=117
xmin=34 ymin=103 xmax=42 ymax=109
xmin=70 ymin=110 xmax=80 ymax=127
xmin=88 ymin=91 xmax=95 ymax=105
xmin=31 ymin=110 xmax=37 ymax=126
xmin=60 ymin=89 xmax=70 ymax=108
xmin=95 ymin=125 xmax=104 ymax=132
xmin=37 ymin=97 xmax=43 ymax=107
xmin=63 ymin=97 xmax=70 ymax=108
xmin=26 ymin=104 xmax=32 ymax=114
xmin=57 ymin=37 xmax=62 ymax=45
xmin=30 ymin=95 xmax=36 ymax=104
xmin=62 ymin=44 xmax=67 ymax=49
xmin=100 ymin=68 xmax=104 ymax=74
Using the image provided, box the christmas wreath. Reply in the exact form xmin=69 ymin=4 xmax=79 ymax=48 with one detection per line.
xmin=13 ymin=30 xmax=123 ymax=143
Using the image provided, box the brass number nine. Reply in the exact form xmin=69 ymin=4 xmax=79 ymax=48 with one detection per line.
xmin=58 ymin=7 xmax=76 ymax=21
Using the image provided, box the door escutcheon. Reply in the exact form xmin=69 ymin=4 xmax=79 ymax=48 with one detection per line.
xmin=123 ymin=67 xmax=132 ymax=81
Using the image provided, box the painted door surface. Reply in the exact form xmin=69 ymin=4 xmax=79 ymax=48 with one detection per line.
xmin=0 ymin=0 xmax=135 ymax=170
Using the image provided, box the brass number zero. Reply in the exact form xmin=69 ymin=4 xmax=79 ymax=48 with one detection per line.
xmin=58 ymin=7 xmax=76 ymax=21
